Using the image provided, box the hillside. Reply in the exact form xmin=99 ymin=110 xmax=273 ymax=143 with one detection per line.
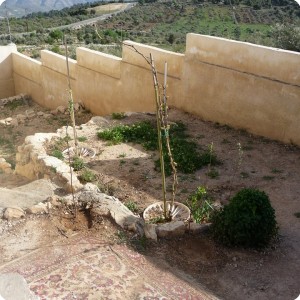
xmin=0 ymin=0 xmax=117 ymax=17
xmin=0 ymin=0 xmax=299 ymax=56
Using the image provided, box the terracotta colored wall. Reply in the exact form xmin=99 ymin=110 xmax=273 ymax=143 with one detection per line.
xmin=8 ymin=35 xmax=300 ymax=145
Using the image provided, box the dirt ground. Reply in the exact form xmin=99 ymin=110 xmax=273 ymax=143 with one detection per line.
xmin=0 ymin=99 xmax=299 ymax=300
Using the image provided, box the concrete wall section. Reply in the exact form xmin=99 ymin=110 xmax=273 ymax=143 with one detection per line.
xmin=41 ymin=50 xmax=77 ymax=109
xmin=77 ymin=47 xmax=121 ymax=79
xmin=0 ymin=44 xmax=17 ymax=99
xmin=186 ymin=33 xmax=300 ymax=86
xmin=12 ymin=52 xmax=43 ymax=106
xmin=182 ymin=34 xmax=300 ymax=145
xmin=4 ymin=35 xmax=300 ymax=146
xmin=76 ymin=43 xmax=182 ymax=115
xmin=121 ymin=41 xmax=183 ymax=113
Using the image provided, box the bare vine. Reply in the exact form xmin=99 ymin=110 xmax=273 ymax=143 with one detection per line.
xmin=123 ymin=42 xmax=178 ymax=219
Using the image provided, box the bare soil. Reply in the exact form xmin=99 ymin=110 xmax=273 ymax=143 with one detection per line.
xmin=0 ymin=100 xmax=299 ymax=300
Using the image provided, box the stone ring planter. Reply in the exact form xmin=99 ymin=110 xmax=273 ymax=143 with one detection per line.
xmin=143 ymin=201 xmax=190 ymax=223
xmin=62 ymin=147 xmax=96 ymax=160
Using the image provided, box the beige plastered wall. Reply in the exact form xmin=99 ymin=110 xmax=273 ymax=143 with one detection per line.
xmin=8 ymin=35 xmax=300 ymax=146
xmin=0 ymin=43 xmax=17 ymax=98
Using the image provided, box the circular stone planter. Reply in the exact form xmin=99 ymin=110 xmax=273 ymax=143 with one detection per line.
xmin=62 ymin=147 xmax=96 ymax=160
xmin=143 ymin=201 xmax=190 ymax=222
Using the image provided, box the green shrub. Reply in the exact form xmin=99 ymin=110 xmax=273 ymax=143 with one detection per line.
xmin=71 ymin=156 xmax=85 ymax=171
xmin=51 ymin=149 xmax=64 ymax=160
xmin=78 ymin=136 xmax=87 ymax=142
xmin=211 ymin=188 xmax=278 ymax=248
xmin=125 ymin=201 xmax=139 ymax=213
xmin=79 ymin=169 xmax=96 ymax=182
xmin=186 ymin=186 xmax=214 ymax=223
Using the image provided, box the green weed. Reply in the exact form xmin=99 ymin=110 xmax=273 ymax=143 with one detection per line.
xmin=51 ymin=149 xmax=64 ymax=160
xmin=271 ymin=168 xmax=282 ymax=174
xmin=5 ymin=99 xmax=24 ymax=111
xmin=240 ymin=172 xmax=249 ymax=178
xmin=111 ymin=112 xmax=126 ymax=120
xmin=125 ymin=201 xmax=139 ymax=213
xmin=71 ymin=156 xmax=85 ymax=171
xmin=186 ymin=186 xmax=214 ymax=223
xmin=262 ymin=175 xmax=275 ymax=181
xmin=79 ymin=169 xmax=96 ymax=182
xmin=78 ymin=136 xmax=87 ymax=142
xmin=206 ymin=168 xmax=219 ymax=179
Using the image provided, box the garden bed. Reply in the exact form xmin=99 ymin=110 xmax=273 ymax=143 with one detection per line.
xmin=0 ymin=99 xmax=299 ymax=300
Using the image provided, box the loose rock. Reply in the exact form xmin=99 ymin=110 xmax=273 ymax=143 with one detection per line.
xmin=186 ymin=222 xmax=211 ymax=235
xmin=156 ymin=221 xmax=186 ymax=238
xmin=26 ymin=203 xmax=48 ymax=214
xmin=144 ymin=223 xmax=157 ymax=241
xmin=3 ymin=207 xmax=25 ymax=220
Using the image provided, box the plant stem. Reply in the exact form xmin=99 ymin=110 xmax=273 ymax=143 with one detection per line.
xmin=64 ymin=36 xmax=78 ymax=156
xmin=66 ymin=126 xmax=77 ymax=219
xmin=150 ymin=53 xmax=167 ymax=219
xmin=162 ymin=62 xmax=177 ymax=208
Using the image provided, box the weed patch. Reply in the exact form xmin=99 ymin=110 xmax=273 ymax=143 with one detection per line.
xmin=98 ymin=121 xmax=219 ymax=174
xmin=71 ymin=157 xmax=85 ymax=171
xmin=111 ymin=112 xmax=126 ymax=120
xmin=186 ymin=186 xmax=214 ymax=223
xmin=79 ymin=169 xmax=96 ymax=183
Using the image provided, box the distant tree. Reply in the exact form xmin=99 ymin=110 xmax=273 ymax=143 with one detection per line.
xmin=271 ymin=24 xmax=300 ymax=52
xmin=49 ymin=29 xmax=63 ymax=42
xmin=167 ymin=33 xmax=175 ymax=44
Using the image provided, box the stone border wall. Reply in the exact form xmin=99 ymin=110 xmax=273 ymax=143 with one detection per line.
xmin=2 ymin=34 xmax=300 ymax=145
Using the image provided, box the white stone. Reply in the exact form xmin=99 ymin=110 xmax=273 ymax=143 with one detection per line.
xmin=26 ymin=109 xmax=35 ymax=119
xmin=47 ymin=195 xmax=61 ymax=207
xmin=10 ymin=118 xmax=18 ymax=127
xmin=0 ymin=158 xmax=12 ymax=173
xmin=81 ymin=191 xmax=142 ymax=231
xmin=43 ymin=114 xmax=52 ymax=119
xmin=37 ymin=111 xmax=44 ymax=116
xmin=0 ymin=273 xmax=40 ymax=300
xmin=3 ymin=207 xmax=25 ymax=220
xmin=17 ymin=114 xmax=26 ymax=122
xmin=26 ymin=203 xmax=48 ymax=214
xmin=82 ymin=183 xmax=100 ymax=193
xmin=88 ymin=116 xmax=109 ymax=126
xmin=50 ymin=110 xmax=58 ymax=115
xmin=156 ymin=221 xmax=186 ymax=238
xmin=56 ymin=106 xmax=66 ymax=114
xmin=74 ymin=103 xmax=81 ymax=111
xmin=144 ymin=223 xmax=157 ymax=241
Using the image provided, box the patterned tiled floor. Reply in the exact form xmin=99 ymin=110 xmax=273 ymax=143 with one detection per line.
xmin=0 ymin=234 xmax=218 ymax=300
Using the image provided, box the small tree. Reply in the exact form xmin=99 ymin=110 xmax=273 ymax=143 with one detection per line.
xmin=123 ymin=43 xmax=178 ymax=220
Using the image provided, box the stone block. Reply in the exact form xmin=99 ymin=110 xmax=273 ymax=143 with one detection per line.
xmin=186 ymin=222 xmax=211 ymax=235
xmin=156 ymin=221 xmax=185 ymax=238
xmin=144 ymin=223 xmax=157 ymax=242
